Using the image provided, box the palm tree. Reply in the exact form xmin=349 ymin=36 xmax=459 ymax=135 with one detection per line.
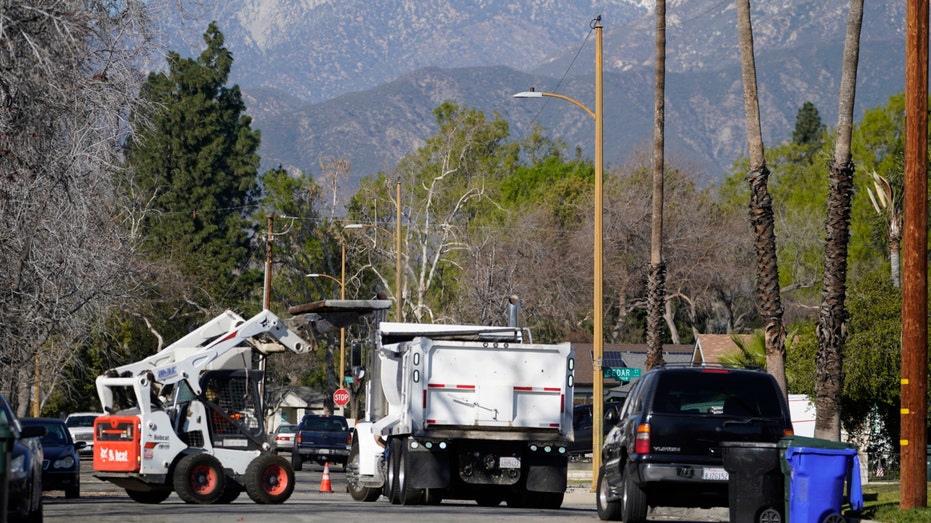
xmin=645 ymin=0 xmax=667 ymax=370
xmin=719 ymin=329 xmax=797 ymax=370
xmin=815 ymin=0 xmax=864 ymax=441
xmin=735 ymin=0 xmax=788 ymax=396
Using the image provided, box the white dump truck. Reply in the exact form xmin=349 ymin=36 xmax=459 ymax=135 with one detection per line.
xmin=346 ymin=299 xmax=575 ymax=509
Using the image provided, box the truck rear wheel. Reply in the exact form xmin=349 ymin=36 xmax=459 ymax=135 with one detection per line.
xmin=347 ymin=437 xmax=381 ymax=502
xmin=244 ymin=453 xmax=295 ymax=504
xmin=386 ymin=438 xmax=401 ymax=504
xmin=126 ymin=488 xmax=171 ymax=504
xmin=291 ymin=448 xmax=303 ymax=471
xmin=397 ymin=438 xmax=424 ymax=505
xmin=173 ymin=453 xmax=226 ymax=504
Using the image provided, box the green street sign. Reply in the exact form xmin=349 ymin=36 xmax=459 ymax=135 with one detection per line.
xmin=603 ymin=367 xmax=642 ymax=381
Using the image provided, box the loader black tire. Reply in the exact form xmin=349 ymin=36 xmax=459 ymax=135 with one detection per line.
xmin=173 ymin=453 xmax=225 ymax=504
xmin=126 ymin=487 xmax=171 ymax=504
xmin=244 ymin=453 xmax=295 ymax=504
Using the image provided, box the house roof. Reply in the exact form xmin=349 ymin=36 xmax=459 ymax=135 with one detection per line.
xmin=572 ymin=343 xmax=693 ymax=386
xmin=692 ymin=334 xmax=751 ymax=364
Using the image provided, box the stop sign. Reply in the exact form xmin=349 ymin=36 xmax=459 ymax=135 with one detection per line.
xmin=333 ymin=388 xmax=350 ymax=407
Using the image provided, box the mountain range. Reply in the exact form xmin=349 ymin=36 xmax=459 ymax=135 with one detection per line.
xmin=157 ymin=0 xmax=908 ymax=186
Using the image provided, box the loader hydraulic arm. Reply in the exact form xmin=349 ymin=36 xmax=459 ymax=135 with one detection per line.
xmin=98 ymin=309 xmax=310 ymax=400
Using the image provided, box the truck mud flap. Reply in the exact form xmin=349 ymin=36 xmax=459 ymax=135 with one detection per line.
xmin=408 ymin=445 xmax=450 ymax=489
xmin=525 ymin=453 xmax=568 ymax=493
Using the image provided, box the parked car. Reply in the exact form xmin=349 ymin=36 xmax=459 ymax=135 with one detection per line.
xmin=271 ymin=423 xmax=298 ymax=454
xmin=596 ymin=364 xmax=794 ymax=523
xmin=64 ymin=412 xmax=102 ymax=454
xmin=0 ymin=394 xmax=45 ymax=522
xmin=22 ymin=417 xmax=85 ymax=498
xmin=569 ymin=402 xmax=623 ymax=461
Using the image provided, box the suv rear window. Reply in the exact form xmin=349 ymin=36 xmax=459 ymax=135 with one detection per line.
xmin=653 ymin=370 xmax=783 ymax=417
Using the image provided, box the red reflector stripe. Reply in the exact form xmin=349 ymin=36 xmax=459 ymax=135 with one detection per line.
xmin=427 ymin=383 xmax=475 ymax=389
xmin=206 ymin=329 xmax=240 ymax=348
xmin=513 ymin=386 xmax=562 ymax=392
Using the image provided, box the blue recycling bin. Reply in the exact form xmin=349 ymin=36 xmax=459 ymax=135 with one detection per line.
xmin=781 ymin=438 xmax=863 ymax=523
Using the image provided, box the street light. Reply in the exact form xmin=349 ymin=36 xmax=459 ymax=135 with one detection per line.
xmin=345 ymin=212 xmax=403 ymax=323
xmin=513 ymin=15 xmax=604 ymax=487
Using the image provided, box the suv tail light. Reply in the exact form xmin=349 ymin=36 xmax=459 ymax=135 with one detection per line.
xmin=635 ymin=423 xmax=650 ymax=454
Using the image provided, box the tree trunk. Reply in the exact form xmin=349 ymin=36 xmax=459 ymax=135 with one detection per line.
xmin=736 ymin=0 xmax=787 ymax=395
xmin=646 ymin=0 xmax=667 ymax=370
xmin=815 ymin=0 xmax=863 ymax=441
xmin=664 ymin=296 xmax=681 ymax=344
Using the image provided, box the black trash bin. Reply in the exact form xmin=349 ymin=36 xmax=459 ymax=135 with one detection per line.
xmin=722 ymin=441 xmax=785 ymax=523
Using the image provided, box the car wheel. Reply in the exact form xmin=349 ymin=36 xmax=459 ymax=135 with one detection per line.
xmin=596 ymin=465 xmax=621 ymax=520
xmin=23 ymin=498 xmax=42 ymax=523
xmin=346 ymin=437 xmax=381 ymax=502
xmin=173 ymin=453 xmax=226 ymax=504
xmin=65 ymin=485 xmax=80 ymax=499
xmin=244 ymin=453 xmax=295 ymax=504
xmin=620 ymin=464 xmax=648 ymax=523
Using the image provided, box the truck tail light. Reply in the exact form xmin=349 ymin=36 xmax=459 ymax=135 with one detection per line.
xmin=634 ymin=423 xmax=650 ymax=454
xmin=296 ymin=432 xmax=302 ymax=445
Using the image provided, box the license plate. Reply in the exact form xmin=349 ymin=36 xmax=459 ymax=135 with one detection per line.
xmin=499 ymin=457 xmax=520 ymax=469
xmin=702 ymin=467 xmax=729 ymax=481
xmin=319 ymin=449 xmax=330 ymax=454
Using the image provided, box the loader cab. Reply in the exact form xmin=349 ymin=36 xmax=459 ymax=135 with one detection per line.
xmin=199 ymin=369 xmax=267 ymax=450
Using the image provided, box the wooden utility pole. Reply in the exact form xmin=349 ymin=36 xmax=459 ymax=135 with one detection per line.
xmin=900 ymin=0 xmax=928 ymax=509
xmin=264 ymin=216 xmax=274 ymax=309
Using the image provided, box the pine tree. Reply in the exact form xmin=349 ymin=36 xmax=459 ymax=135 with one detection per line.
xmin=792 ymin=101 xmax=825 ymax=148
xmin=126 ymin=22 xmax=261 ymax=307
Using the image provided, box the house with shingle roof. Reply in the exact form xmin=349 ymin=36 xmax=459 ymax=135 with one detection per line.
xmin=691 ymin=333 xmax=751 ymax=364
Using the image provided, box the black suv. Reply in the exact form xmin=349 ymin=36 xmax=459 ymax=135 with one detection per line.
xmin=596 ymin=365 xmax=793 ymax=522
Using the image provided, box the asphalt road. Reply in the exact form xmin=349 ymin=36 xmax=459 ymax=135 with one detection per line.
xmin=39 ymin=456 xmax=729 ymax=522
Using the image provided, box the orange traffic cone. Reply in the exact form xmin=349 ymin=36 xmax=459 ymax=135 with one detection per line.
xmin=319 ymin=461 xmax=333 ymax=493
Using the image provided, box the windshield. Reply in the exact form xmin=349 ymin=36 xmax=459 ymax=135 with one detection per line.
xmin=300 ymin=417 xmax=347 ymax=431
xmin=66 ymin=415 xmax=98 ymax=428
xmin=24 ymin=421 xmax=70 ymax=445
xmin=653 ymin=371 xmax=784 ymax=417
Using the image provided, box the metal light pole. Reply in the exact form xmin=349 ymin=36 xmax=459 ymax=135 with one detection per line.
xmin=345 ymin=220 xmax=402 ymax=322
xmin=513 ymin=15 xmax=603 ymax=488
